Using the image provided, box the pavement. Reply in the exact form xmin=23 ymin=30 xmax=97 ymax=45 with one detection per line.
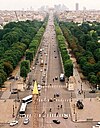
xmin=0 ymin=99 xmax=20 ymax=123
xmin=70 ymin=98 xmax=100 ymax=122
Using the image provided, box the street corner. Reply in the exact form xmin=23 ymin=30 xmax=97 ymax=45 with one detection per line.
xmin=70 ymin=98 xmax=100 ymax=122
xmin=0 ymin=99 xmax=20 ymax=123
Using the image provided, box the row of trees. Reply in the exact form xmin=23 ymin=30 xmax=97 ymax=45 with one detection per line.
xmin=60 ymin=21 xmax=100 ymax=85
xmin=20 ymin=20 xmax=47 ymax=79
xmin=20 ymin=18 xmax=48 ymax=79
xmin=0 ymin=19 xmax=44 ymax=86
xmin=54 ymin=20 xmax=73 ymax=77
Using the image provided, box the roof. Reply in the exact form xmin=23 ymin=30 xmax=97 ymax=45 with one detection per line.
xmin=32 ymin=81 xmax=39 ymax=95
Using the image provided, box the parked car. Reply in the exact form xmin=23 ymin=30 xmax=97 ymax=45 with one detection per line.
xmin=23 ymin=118 xmax=29 ymax=125
xmin=53 ymin=119 xmax=60 ymax=124
xmin=89 ymin=90 xmax=96 ymax=93
xmin=9 ymin=120 xmax=18 ymax=126
xmin=11 ymin=88 xmax=18 ymax=94
xmin=7 ymin=76 xmax=15 ymax=80
xmin=63 ymin=114 xmax=68 ymax=119
xmin=76 ymin=100 xmax=84 ymax=109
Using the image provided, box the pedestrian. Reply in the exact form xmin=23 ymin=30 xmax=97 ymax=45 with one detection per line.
xmin=58 ymin=105 xmax=59 ymax=109
xmin=61 ymin=105 xmax=62 ymax=108
xmin=53 ymin=78 xmax=54 ymax=82
xmin=56 ymin=112 xmax=58 ymax=116
xmin=49 ymin=108 xmax=51 ymax=112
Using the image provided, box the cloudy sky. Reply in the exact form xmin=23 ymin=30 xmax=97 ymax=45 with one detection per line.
xmin=0 ymin=0 xmax=99 ymax=10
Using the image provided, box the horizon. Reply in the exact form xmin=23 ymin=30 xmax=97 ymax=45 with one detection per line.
xmin=0 ymin=0 xmax=99 ymax=11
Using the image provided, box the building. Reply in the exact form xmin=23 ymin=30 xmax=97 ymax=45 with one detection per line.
xmin=76 ymin=3 xmax=79 ymax=11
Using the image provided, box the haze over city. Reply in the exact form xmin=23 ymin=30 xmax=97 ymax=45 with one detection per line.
xmin=0 ymin=0 xmax=100 ymax=10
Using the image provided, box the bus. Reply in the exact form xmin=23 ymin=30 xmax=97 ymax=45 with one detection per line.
xmin=22 ymin=95 xmax=32 ymax=104
xmin=19 ymin=103 xmax=27 ymax=117
xmin=40 ymin=59 xmax=44 ymax=67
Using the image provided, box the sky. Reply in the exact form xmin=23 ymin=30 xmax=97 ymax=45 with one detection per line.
xmin=0 ymin=0 xmax=99 ymax=10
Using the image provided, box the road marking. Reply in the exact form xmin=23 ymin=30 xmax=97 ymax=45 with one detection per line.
xmin=39 ymin=113 xmax=70 ymax=118
xmin=38 ymin=98 xmax=69 ymax=102
xmin=42 ymin=85 xmax=66 ymax=89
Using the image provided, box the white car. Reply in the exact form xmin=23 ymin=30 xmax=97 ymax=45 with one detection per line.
xmin=10 ymin=120 xmax=18 ymax=126
xmin=23 ymin=118 xmax=29 ymax=125
xmin=97 ymin=122 xmax=100 ymax=125
xmin=63 ymin=114 xmax=68 ymax=119
xmin=38 ymin=84 xmax=42 ymax=91
xmin=95 ymin=122 xmax=100 ymax=127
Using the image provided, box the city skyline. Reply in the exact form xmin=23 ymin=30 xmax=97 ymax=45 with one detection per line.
xmin=0 ymin=0 xmax=99 ymax=10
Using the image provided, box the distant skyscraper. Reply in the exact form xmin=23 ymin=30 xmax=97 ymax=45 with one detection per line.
xmin=76 ymin=3 xmax=79 ymax=11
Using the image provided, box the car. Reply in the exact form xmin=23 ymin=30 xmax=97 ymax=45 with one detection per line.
xmin=9 ymin=120 xmax=18 ymax=126
xmin=97 ymin=122 xmax=100 ymax=125
xmin=49 ymin=98 xmax=53 ymax=102
xmin=56 ymin=93 xmax=60 ymax=97
xmin=11 ymin=91 xmax=18 ymax=94
xmin=55 ymin=76 xmax=58 ymax=80
xmin=76 ymin=100 xmax=84 ymax=109
xmin=38 ymin=84 xmax=42 ymax=91
xmin=89 ymin=90 xmax=96 ymax=93
xmin=23 ymin=118 xmax=29 ymax=125
xmin=11 ymin=88 xmax=18 ymax=94
xmin=63 ymin=114 xmax=68 ymax=119
xmin=7 ymin=76 xmax=15 ymax=80
xmin=53 ymin=119 xmax=60 ymax=124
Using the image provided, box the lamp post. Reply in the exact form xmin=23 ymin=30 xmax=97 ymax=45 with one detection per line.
xmin=75 ymin=113 xmax=77 ymax=122
xmin=10 ymin=83 xmax=11 ymax=92
xmin=12 ymin=105 xmax=15 ymax=118
xmin=71 ymin=92 xmax=72 ymax=102
xmin=83 ymin=91 xmax=85 ymax=99
xmin=73 ymin=104 xmax=75 ymax=114
xmin=81 ymin=83 xmax=82 ymax=92
xmin=41 ymin=112 xmax=45 ymax=128
xmin=15 ymin=99 xmax=17 ymax=108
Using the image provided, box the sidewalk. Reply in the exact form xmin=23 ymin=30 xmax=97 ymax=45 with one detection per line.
xmin=0 ymin=99 xmax=20 ymax=123
xmin=70 ymin=98 xmax=100 ymax=122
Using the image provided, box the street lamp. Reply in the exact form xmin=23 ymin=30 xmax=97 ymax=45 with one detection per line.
xmin=41 ymin=111 xmax=45 ymax=128
xmin=71 ymin=92 xmax=72 ymax=102
xmin=81 ymin=83 xmax=82 ymax=92
xmin=75 ymin=113 xmax=77 ymax=122
xmin=73 ymin=104 xmax=75 ymax=114
xmin=12 ymin=105 xmax=15 ymax=118
xmin=17 ymin=90 xmax=20 ymax=102
xmin=15 ymin=99 xmax=17 ymax=108
xmin=83 ymin=91 xmax=85 ymax=99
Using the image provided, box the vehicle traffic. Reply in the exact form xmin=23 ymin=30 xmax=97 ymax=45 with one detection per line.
xmin=53 ymin=119 xmax=60 ymax=124
xmin=40 ymin=59 xmax=44 ymax=67
xmin=9 ymin=120 xmax=18 ymax=126
xmin=23 ymin=118 xmax=29 ymax=125
xmin=60 ymin=73 xmax=65 ymax=81
xmin=19 ymin=103 xmax=27 ymax=117
xmin=22 ymin=95 xmax=32 ymax=104
xmin=63 ymin=114 xmax=68 ymax=119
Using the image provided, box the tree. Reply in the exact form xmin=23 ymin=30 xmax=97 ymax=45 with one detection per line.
xmin=64 ymin=59 xmax=73 ymax=77
xmin=20 ymin=60 xmax=30 ymax=78
xmin=26 ymin=50 xmax=34 ymax=62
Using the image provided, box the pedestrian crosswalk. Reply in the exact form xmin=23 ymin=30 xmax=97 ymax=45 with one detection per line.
xmin=38 ymin=98 xmax=69 ymax=102
xmin=39 ymin=113 xmax=70 ymax=118
xmin=42 ymin=85 xmax=66 ymax=88
xmin=20 ymin=113 xmax=70 ymax=118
